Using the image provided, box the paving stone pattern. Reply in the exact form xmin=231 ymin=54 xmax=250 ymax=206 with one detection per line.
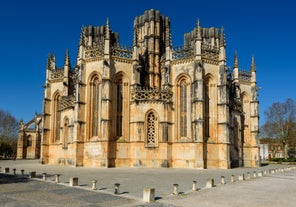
xmin=1 ymin=160 xmax=296 ymax=207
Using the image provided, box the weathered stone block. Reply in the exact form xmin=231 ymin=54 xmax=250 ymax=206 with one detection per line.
xmin=143 ymin=188 xmax=155 ymax=202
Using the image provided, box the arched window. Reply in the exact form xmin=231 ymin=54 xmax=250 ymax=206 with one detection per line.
xmin=90 ymin=77 xmax=100 ymax=137
xmin=146 ymin=111 xmax=157 ymax=147
xmin=204 ymin=80 xmax=210 ymax=138
xmin=177 ymin=76 xmax=190 ymax=140
xmin=27 ymin=136 xmax=32 ymax=147
xmin=180 ymin=80 xmax=187 ymax=137
xmin=116 ymin=77 xmax=123 ymax=137
xmin=53 ymin=94 xmax=61 ymax=142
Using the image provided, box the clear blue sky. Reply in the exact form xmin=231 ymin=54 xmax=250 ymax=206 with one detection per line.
xmin=0 ymin=0 xmax=295 ymax=126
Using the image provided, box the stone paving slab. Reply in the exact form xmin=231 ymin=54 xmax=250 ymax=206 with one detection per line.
xmin=0 ymin=173 xmax=137 ymax=207
xmin=1 ymin=160 xmax=296 ymax=206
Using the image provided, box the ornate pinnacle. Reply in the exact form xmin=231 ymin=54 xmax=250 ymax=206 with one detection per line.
xmin=196 ymin=19 xmax=202 ymax=40
xmin=46 ymin=53 xmax=51 ymax=69
xmin=79 ymin=26 xmax=85 ymax=46
xmin=51 ymin=52 xmax=55 ymax=62
xmin=105 ymin=18 xmax=110 ymax=39
xmin=220 ymin=27 xmax=225 ymax=47
xmin=64 ymin=49 xmax=71 ymax=68
xmin=197 ymin=19 xmax=200 ymax=27
xmin=251 ymin=55 xmax=256 ymax=72
xmin=234 ymin=51 xmax=239 ymax=68
xmin=50 ymin=52 xmax=56 ymax=69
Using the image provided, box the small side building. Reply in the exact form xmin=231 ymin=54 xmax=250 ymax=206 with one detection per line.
xmin=17 ymin=114 xmax=42 ymax=159
xmin=260 ymin=138 xmax=284 ymax=159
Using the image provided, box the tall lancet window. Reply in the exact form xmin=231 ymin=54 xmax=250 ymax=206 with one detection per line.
xmin=116 ymin=78 xmax=123 ymax=137
xmin=91 ymin=78 xmax=100 ymax=137
xmin=180 ymin=80 xmax=187 ymax=137
xmin=204 ymin=81 xmax=210 ymax=138
xmin=53 ymin=94 xmax=61 ymax=142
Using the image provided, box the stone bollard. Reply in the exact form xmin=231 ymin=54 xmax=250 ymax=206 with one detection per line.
xmin=253 ymin=171 xmax=257 ymax=178
xmin=173 ymin=184 xmax=179 ymax=195
xmin=263 ymin=170 xmax=267 ymax=176
xmin=55 ymin=174 xmax=60 ymax=183
xmin=192 ymin=181 xmax=197 ymax=191
xmin=91 ymin=180 xmax=97 ymax=190
xmin=42 ymin=173 xmax=47 ymax=181
xmin=246 ymin=172 xmax=251 ymax=180
xmin=69 ymin=177 xmax=78 ymax=186
xmin=143 ymin=188 xmax=155 ymax=202
xmin=206 ymin=178 xmax=214 ymax=188
xmin=29 ymin=171 xmax=36 ymax=178
xmin=114 ymin=183 xmax=120 ymax=194
xmin=238 ymin=174 xmax=245 ymax=181
xmin=13 ymin=169 xmax=16 ymax=175
xmin=221 ymin=176 xmax=226 ymax=185
xmin=21 ymin=169 xmax=25 ymax=176
xmin=258 ymin=171 xmax=263 ymax=177
xmin=5 ymin=168 xmax=9 ymax=173
xmin=230 ymin=175 xmax=235 ymax=183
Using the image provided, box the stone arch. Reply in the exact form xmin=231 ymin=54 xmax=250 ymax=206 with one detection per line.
xmin=87 ymin=73 xmax=102 ymax=139
xmin=175 ymin=74 xmax=191 ymax=140
xmin=114 ymin=72 xmax=130 ymax=140
xmin=203 ymin=73 xmax=217 ymax=141
xmin=145 ymin=109 xmax=158 ymax=147
xmin=52 ymin=90 xmax=62 ymax=143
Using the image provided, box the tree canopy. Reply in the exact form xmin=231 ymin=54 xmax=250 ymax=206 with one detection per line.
xmin=261 ymin=98 xmax=296 ymax=158
xmin=0 ymin=109 xmax=19 ymax=158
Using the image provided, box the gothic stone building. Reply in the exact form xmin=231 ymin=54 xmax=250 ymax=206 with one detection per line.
xmin=39 ymin=9 xmax=259 ymax=169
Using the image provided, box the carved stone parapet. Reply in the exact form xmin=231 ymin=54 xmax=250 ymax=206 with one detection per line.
xmin=111 ymin=45 xmax=133 ymax=59
xmin=131 ymin=87 xmax=173 ymax=103
xmin=50 ymin=69 xmax=64 ymax=80
xmin=238 ymin=69 xmax=251 ymax=81
xmin=172 ymin=46 xmax=194 ymax=60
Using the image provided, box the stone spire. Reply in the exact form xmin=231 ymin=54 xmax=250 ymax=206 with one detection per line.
xmin=196 ymin=19 xmax=202 ymax=40
xmin=64 ymin=49 xmax=70 ymax=89
xmin=79 ymin=26 xmax=84 ymax=46
xmin=64 ymin=49 xmax=71 ymax=68
xmin=46 ymin=54 xmax=51 ymax=70
xmin=219 ymin=27 xmax=226 ymax=64
xmin=233 ymin=51 xmax=239 ymax=82
xmin=105 ymin=18 xmax=110 ymax=40
xmin=51 ymin=52 xmax=56 ymax=69
xmin=251 ymin=55 xmax=256 ymax=72
xmin=219 ymin=27 xmax=225 ymax=47
xmin=233 ymin=51 xmax=239 ymax=69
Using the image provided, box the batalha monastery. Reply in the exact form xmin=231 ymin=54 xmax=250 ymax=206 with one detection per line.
xmin=17 ymin=9 xmax=260 ymax=169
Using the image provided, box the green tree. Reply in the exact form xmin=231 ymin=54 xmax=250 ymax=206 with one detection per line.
xmin=262 ymin=98 xmax=296 ymax=158
xmin=0 ymin=109 xmax=19 ymax=158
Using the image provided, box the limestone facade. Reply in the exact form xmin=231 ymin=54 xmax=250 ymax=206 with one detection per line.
xmin=36 ymin=9 xmax=259 ymax=169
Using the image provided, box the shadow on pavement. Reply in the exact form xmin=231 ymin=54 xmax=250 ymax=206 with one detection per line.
xmin=0 ymin=173 xmax=30 ymax=184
